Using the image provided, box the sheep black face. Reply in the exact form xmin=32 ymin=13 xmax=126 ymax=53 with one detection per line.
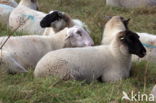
xmin=119 ymin=31 xmax=146 ymax=58
xmin=40 ymin=10 xmax=64 ymax=28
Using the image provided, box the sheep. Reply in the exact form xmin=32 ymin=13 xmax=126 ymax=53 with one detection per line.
xmin=101 ymin=16 xmax=156 ymax=62
xmin=132 ymin=32 xmax=156 ymax=62
xmin=151 ymin=85 xmax=156 ymax=101
xmin=0 ymin=4 xmax=14 ymax=25
xmin=106 ymin=0 xmax=156 ymax=8
xmin=0 ymin=0 xmax=18 ymax=7
xmin=0 ymin=26 xmax=94 ymax=74
xmin=0 ymin=0 xmax=38 ymax=26
xmin=34 ymin=30 xmax=146 ymax=82
xmin=9 ymin=4 xmax=90 ymax=35
xmin=43 ymin=18 xmax=90 ymax=36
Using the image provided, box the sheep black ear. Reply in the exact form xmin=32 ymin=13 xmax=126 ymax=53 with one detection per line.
xmin=124 ymin=18 xmax=130 ymax=24
xmin=40 ymin=10 xmax=63 ymax=28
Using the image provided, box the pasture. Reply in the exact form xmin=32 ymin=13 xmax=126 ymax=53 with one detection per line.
xmin=0 ymin=0 xmax=156 ymax=103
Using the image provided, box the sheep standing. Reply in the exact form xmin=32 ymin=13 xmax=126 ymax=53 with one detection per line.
xmin=34 ymin=30 xmax=146 ymax=82
xmin=106 ymin=0 xmax=156 ymax=8
xmin=0 ymin=26 xmax=94 ymax=74
xmin=0 ymin=0 xmax=17 ymax=7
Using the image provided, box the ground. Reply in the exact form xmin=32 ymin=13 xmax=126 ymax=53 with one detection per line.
xmin=0 ymin=0 xmax=156 ymax=103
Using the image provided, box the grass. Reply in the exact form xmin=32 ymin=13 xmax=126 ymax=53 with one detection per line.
xmin=0 ymin=0 xmax=156 ymax=103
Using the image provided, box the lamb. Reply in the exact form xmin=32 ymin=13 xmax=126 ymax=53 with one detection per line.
xmin=34 ymin=30 xmax=146 ymax=82
xmin=106 ymin=0 xmax=156 ymax=8
xmin=0 ymin=0 xmax=38 ymax=26
xmin=0 ymin=26 xmax=94 ymax=74
xmin=0 ymin=0 xmax=18 ymax=7
xmin=132 ymin=32 xmax=156 ymax=62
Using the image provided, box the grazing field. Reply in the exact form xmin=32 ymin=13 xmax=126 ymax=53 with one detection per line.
xmin=0 ymin=0 xmax=156 ymax=103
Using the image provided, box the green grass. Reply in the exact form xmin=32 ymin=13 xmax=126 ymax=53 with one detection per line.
xmin=0 ymin=0 xmax=156 ymax=103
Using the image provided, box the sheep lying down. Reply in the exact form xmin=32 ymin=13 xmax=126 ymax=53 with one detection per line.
xmin=0 ymin=0 xmax=17 ymax=7
xmin=34 ymin=30 xmax=146 ymax=82
xmin=0 ymin=26 xmax=94 ymax=74
xmin=9 ymin=4 xmax=89 ymax=35
xmin=0 ymin=0 xmax=39 ymax=26
xmin=0 ymin=4 xmax=14 ymax=26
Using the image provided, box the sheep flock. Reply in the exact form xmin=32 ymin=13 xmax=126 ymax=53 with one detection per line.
xmin=0 ymin=0 xmax=156 ymax=102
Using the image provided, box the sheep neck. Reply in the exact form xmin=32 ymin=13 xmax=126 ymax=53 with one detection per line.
xmin=49 ymin=30 xmax=67 ymax=50
xmin=109 ymin=39 xmax=132 ymax=62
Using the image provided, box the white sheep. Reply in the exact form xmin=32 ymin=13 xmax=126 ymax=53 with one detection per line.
xmin=0 ymin=0 xmax=38 ymax=26
xmin=43 ymin=19 xmax=90 ymax=36
xmin=34 ymin=30 xmax=146 ymax=82
xmin=106 ymin=0 xmax=156 ymax=8
xmin=101 ymin=16 xmax=156 ymax=62
xmin=9 ymin=3 xmax=90 ymax=35
xmin=0 ymin=0 xmax=18 ymax=7
xmin=0 ymin=26 xmax=94 ymax=74
xmin=0 ymin=4 xmax=14 ymax=25
xmin=9 ymin=0 xmax=42 ymax=34
xmin=132 ymin=32 xmax=156 ymax=62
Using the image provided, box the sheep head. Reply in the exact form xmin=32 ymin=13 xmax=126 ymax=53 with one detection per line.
xmin=116 ymin=30 xmax=146 ymax=58
xmin=40 ymin=10 xmax=74 ymax=33
xmin=64 ymin=26 xmax=94 ymax=47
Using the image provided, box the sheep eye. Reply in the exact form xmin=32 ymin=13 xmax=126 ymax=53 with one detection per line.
xmin=76 ymin=31 xmax=82 ymax=36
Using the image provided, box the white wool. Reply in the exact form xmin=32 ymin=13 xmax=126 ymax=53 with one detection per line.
xmin=0 ymin=0 xmax=17 ymax=7
xmin=0 ymin=4 xmax=14 ymax=26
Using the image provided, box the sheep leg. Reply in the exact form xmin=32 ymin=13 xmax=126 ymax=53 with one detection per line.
xmin=0 ymin=51 xmax=27 ymax=74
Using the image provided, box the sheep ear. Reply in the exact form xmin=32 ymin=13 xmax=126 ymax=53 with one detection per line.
xmin=40 ymin=14 xmax=52 ymax=28
xmin=118 ymin=31 xmax=126 ymax=40
xmin=65 ymin=28 xmax=72 ymax=40
xmin=65 ymin=33 xmax=71 ymax=40
xmin=124 ymin=18 xmax=130 ymax=24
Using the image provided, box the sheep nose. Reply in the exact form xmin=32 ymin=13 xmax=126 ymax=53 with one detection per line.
xmin=84 ymin=41 xmax=94 ymax=46
xmin=142 ymin=51 xmax=146 ymax=56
